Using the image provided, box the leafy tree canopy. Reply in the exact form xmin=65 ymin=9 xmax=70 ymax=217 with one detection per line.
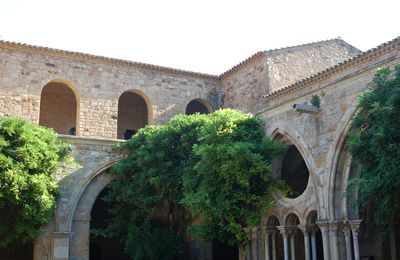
xmin=101 ymin=109 xmax=284 ymax=258
xmin=349 ymin=65 xmax=400 ymax=224
xmin=0 ymin=117 xmax=67 ymax=246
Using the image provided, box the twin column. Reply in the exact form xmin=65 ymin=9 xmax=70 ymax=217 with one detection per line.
xmin=244 ymin=219 xmax=361 ymax=260
xmin=317 ymin=220 xmax=362 ymax=260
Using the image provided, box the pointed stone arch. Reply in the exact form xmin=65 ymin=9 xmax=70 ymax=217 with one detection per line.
xmin=326 ymin=99 xmax=360 ymax=220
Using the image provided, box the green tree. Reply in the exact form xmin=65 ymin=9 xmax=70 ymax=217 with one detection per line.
xmin=348 ymin=65 xmax=400 ymax=224
xmin=101 ymin=109 xmax=283 ymax=258
xmin=0 ymin=117 xmax=66 ymax=246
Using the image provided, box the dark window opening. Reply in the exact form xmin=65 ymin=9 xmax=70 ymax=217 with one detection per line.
xmin=124 ymin=129 xmax=137 ymax=140
xmin=117 ymin=91 xmax=148 ymax=139
xmin=186 ymin=100 xmax=210 ymax=115
xmin=281 ymin=145 xmax=309 ymax=197
xmin=69 ymin=127 xmax=76 ymax=136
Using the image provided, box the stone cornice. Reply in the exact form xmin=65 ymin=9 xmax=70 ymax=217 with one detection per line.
xmin=0 ymin=40 xmax=219 ymax=81
xmin=264 ymin=36 xmax=400 ymax=101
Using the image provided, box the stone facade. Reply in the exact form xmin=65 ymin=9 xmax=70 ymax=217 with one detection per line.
xmin=219 ymin=39 xmax=360 ymax=114
xmin=0 ymin=36 xmax=399 ymax=260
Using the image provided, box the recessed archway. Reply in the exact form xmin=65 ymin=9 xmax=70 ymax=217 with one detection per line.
xmin=185 ymin=99 xmax=212 ymax=115
xmin=69 ymin=171 xmax=117 ymax=260
xmin=90 ymin=187 xmax=129 ymax=260
xmin=39 ymin=81 xmax=79 ymax=135
xmin=117 ymin=90 xmax=149 ymax=140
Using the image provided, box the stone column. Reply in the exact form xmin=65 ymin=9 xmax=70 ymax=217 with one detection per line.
xmin=342 ymin=222 xmax=353 ymax=260
xmin=310 ymin=226 xmax=317 ymax=260
xmin=290 ymin=229 xmax=296 ymax=260
xmin=329 ymin=221 xmax=340 ymax=260
xmin=264 ymin=228 xmax=271 ymax=260
xmin=271 ymin=231 xmax=277 ymax=260
xmin=349 ymin=220 xmax=362 ymax=260
xmin=317 ymin=222 xmax=330 ymax=260
xmin=298 ymin=225 xmax=311 ymax=260
xmin=251 ymin=227 xmax=259 ymax=260
xmin=52 ymin=232 xmax=70 ymax=260
xmin=278 ymin=226 xmax=291 ymax=260
xmin=244 ymin=227 xmax=253 ymax=260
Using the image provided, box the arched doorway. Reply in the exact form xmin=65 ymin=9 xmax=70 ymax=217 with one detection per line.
xmin=117 ymin=91 xmax=149 ymax=140
xmin=39 ymin=81 xmax=78 ymax=135
xmin=89 ymin=187 xmax=129 ymax=260
xmin=185 ymin=99 xmax=212 ymax=115
xmin=69 ymin=171 xmax=120 ymax=260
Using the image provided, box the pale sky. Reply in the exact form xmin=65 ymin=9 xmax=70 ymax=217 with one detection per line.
xmin=1 ymin=0 xmax=399 ymax=75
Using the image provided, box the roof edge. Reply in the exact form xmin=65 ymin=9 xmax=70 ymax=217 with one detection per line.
xmin=218 ymin=37 xmax=359 ymax=79
xmin=263 ymin=36 xmax=400 ymax=101
xmin=0 ymin=40 xmax=219 ymax=80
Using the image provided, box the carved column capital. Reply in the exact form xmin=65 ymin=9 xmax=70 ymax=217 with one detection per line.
xmin=329 ymin=221 xmax=341 ymax=237
xmin=260 ymin=226 xmax=267 ymax=237
xmin=342 ymin=221 xmax=352 ymax=237
xmin=277 ymin=226 xmax=291 ymax=239
xmin=348 ymin=219 xmax=362 ymax=234
xmin=316 ymin=221 xmax=330 ymax=237
xmin=244 ymin=227 xmax=252 ymax=238
xmin=297 ymin=224 xmax=314 ymax=236
xmin=251 ymin=227 xmax=259 ymax=240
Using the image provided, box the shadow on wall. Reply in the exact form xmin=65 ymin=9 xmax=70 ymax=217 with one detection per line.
xmin=39 ymin=81 xmax=78 ymax=135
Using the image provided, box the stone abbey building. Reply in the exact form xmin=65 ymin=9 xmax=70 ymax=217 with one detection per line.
xmin=0 ymin=36 xmax=399 ymax=260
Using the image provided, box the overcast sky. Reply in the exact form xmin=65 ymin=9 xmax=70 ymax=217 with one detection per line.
xmin=1 ymin=0 xmax=398 ymax=75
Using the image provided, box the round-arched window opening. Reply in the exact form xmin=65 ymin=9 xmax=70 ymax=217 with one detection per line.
xmin=281 ymin=145 xmax=309 ymax=198
xmin=185 ymin=99 xmax=211 ymax=115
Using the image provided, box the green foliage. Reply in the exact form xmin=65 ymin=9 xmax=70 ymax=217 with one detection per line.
xmin=348 ymin=65 xmax=400 ymax=224
xmin=101 ymin=109 xmax=283 ymax=256
xmin=0 ymin=117 xmax=66 ymax=246
xmin=182 ymin=110 xmax=284 ymax=244
xmin=125 ymin=222 xmax=183 ymax=260
xmin=310 ymin=94 xmax=321 ymax=108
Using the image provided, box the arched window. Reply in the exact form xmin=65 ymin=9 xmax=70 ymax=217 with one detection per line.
xmin=185 ymin=99 xmax=212 ymax=115
xmin=39 ymin=81 xmax=78 ymax=135
xmin=281 ymin=145 xmax=310 ymax=197
xmin=117 ymin=91 xmax=148 ymax=140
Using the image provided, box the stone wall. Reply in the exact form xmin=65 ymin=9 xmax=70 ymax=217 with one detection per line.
xmin=0 ymin=42 xmax=219 ymax=139
xmin=0 ymin=36 xmax=398 ymax=260
xmin=258 ymin=43 xmax=400 ymax=223
xmin=219 ymin=39 xmax=360 ymax=114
